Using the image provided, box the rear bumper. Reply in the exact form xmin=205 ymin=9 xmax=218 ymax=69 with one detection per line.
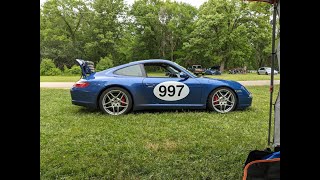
xmin=72 ymin=100 xmax=97 ymax=109
xmin=70 ymin=88 xmax=98 ymax=109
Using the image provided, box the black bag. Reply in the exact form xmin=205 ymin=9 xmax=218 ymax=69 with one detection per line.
xmin=243 ymin=150 xmax=280 ymax=180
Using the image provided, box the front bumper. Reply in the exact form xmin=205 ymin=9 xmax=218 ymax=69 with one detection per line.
xmin=237 ymin=96 xmax=253 ymax=109
xmin=235 ymin=87 xmax=253 ymax=109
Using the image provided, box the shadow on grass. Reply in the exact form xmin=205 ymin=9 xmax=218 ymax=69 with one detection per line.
xmin=75 ymin=107 xmax=102 ymax=114
xmin=132 ymin=109 xmax=208 ymax=114
xmin=74 ymin=106 xmax=252 ymax=115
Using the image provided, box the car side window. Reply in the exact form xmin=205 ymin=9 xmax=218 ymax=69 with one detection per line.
xmin=144 ymin=63 xmax=181 ymax=78
xmin=114 ymin=64 xmax=143 ymax=77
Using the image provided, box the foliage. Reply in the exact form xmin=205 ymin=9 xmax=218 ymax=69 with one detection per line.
xmin=46 ymin=68 xmax=62 ymax=76
xmin=130 ymin=0 xmax=198 ymax=62
xmin=96 ymin=55 xmax=114 ymax=71
xmin=63 ymin=65 xmax=71 ymax=75
xmin=182 ymin=0 xmax=272 ymax=71
xmin=69 ymin=65 xmax=81 ymax=75
xmin=40 ymin=58 xmax=62 ymax=76
xmin=41 ymin=0 xmax=274 ymax=72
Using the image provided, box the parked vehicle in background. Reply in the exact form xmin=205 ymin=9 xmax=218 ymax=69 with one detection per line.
xmin=247 ymin=70 xmax=258 ymax=73
xmin=229 ymin=68 xmax=246 ymax=74
xmin=257 ymin=67 xmax=278 ymax=75
xmin=204 ymin=65 xmax=221 ymax=75
xmin=189 ymin=65 xmax=205 ymax=75
xmin=205 ymin=69 xmax=221 ymax=75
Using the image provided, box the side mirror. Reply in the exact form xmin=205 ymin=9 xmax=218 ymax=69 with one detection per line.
xmin=179 ymin=72 xmax=189 ymax=79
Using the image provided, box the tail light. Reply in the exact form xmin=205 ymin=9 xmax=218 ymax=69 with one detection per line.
xmin=74 ymin=81 xmax=90 ymax=88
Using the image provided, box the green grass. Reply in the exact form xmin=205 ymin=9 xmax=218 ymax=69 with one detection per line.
xmin=40 ymin=76 xmax=82 ymax=82
xmin=205 ymin=73 xmax=280 ymax=81
xmin=41 ymin=85 xmax=279 ymax=179
xmin=40 ymin=73 xmax=280 ymax=82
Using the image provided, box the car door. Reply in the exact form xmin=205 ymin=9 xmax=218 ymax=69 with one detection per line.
xmin=140 ymin=63 xmax=203 ymax=107
xmin=259 ymin=68 xmax=265 ymax=74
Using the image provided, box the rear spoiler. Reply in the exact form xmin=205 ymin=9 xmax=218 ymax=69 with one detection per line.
xmin=75 ymin=59 xmax=95 ymax=77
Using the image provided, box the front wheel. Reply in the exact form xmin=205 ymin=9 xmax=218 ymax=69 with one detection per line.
xmin=99 ymin=87 xmax=132 ymax=115
xmin=207 ymin=87 xmax=237 ymax=113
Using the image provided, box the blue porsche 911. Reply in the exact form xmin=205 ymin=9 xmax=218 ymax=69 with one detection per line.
xmin=70 ymin=59 xmax=252 ymax=115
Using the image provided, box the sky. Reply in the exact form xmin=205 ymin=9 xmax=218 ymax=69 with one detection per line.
xmin=40 ymin=0 xmax=207 ymax=8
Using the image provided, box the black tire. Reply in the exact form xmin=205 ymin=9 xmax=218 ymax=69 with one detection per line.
xmin=207 ymin=87 xmax=237 ymax=113
xmin=265 ymin=72 xmax=268 ymax=75
xmin=98 ymin=87 xmax=133 ymax=115
xmin=257 ymin=71 xmax=260 ymax=75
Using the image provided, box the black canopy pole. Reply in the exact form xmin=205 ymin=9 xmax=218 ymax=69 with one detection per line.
xmin=268 ymin=3 xmax=277 ymax=145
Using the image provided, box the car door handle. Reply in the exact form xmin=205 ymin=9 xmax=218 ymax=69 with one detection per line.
xmin=145 ymin=83 xmax=156 ymax=87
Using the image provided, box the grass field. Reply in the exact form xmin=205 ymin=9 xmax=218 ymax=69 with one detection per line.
xmin=40 ymin=73 xmax=280 ymax=82
xmin=40 ymin=75 xmax=82 ymax=82
xmin=205 ymin=73 xmax=280 ymax=81
xmin=40 ymin=85 xmax=279 ymax=179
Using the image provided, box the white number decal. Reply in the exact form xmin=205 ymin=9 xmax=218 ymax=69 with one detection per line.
xmin=153 ymin=81 xmax=190 ymax=101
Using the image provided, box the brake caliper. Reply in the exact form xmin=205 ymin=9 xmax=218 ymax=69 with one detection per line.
xmin=213 ymin=95 xmax=218 ymax=105
xmin=121 ymin=96 xmax=126 ymax=106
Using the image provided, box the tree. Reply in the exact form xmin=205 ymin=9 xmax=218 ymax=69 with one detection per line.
xmin=246 ymin=2 xmax=273 ymax=69
xmin=40 ymin=0 xmax=90 ymax=68
xmin=130 ymin=0 xmax=197 ymax=63
xmin=40 ymin=0 xmax=127 ymax=67
xmin=82 ymin=0 xmax=127 ymax=64
xmin=40 ymin=58 xmax=62 ymax=76
xmin=182 ymin=0 xmax=271 ymax=71
xmin=96 ymin=55 xmax=114 ymax=71
xmin=40 ymin=0 xmax=272 ymax=71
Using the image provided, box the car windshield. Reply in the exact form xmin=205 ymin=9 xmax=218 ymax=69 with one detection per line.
xmin=173 ymin=62 xmax=197 ymax=78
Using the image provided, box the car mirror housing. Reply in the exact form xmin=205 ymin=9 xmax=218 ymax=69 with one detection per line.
xmin=179 ymin=72 xmax=189 ymax=79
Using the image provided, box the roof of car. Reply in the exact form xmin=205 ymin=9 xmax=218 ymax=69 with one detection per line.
xmin=128 ymin=59 xmax=173 ymax=65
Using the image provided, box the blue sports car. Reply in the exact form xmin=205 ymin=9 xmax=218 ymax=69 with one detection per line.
xmin=70 ymin=59 xmax=252 ymax=115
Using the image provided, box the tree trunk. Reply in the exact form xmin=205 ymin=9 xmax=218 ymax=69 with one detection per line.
xmin=162 ymin=29 xmax=166 ymax=58
xmin=258 ymin=59 xmax=263 ymax=69
xmin=220 ymin=61 xmax=225 ymax=73
xmin=257 ymin=52 xmax=264 ymax=68
xmin=170 ymin=36 xmax=175 ymax=61
xmin=171 ymin=46 xmax=174 ymax=61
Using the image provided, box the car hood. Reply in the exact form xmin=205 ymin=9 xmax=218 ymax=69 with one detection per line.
xmin=200 ymin=77 xmax=243 ymax=88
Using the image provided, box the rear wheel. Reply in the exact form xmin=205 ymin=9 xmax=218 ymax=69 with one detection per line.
xmin=207 ymin=87 xmax=237 ymax=113
xmin=265 ymin=72 xmax=268 ymax=75
xmin=99 ymin=87 xmax=132 ymax=115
